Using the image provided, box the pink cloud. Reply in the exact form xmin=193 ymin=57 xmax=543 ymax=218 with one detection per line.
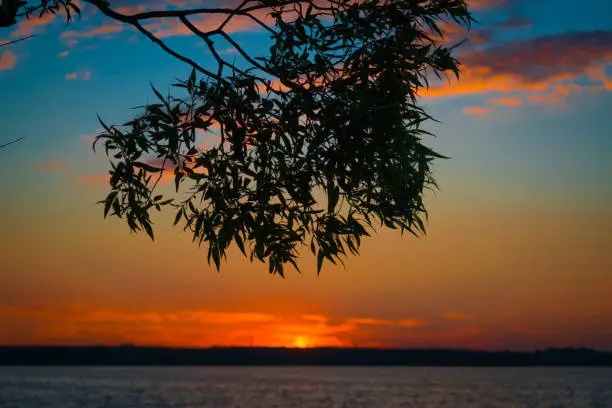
xmin=468 ymin=0 xmax=506 ymax=8
xmin=497 ymin=15 xmax=532 ymax=29
xmin=488 ymin=96 xmax=523 ymax=107
xmin=77 ymin=156 xmax=179 ymax=187
xmin=60 ymin=30 xmax=82 ymax=39
xmin=11 ymin=13 xmax=57 ymax=37
xmin=460 ymin=31 xmax=612 ymax=84
xmin=424 ymin=31 xmax=612 ymax=107
xmin=80 ymin=134 xmax=97 ymax=143
xmin=115 ymin=5 xmax=152 ymax=14
xmin=144 ymin=10 xmax=265 ymax=38
xmin=58 ymin=50 xmax=70 ymax=58
xmin=63 ymin=38 xmax=80 ymax=48
xmin=526 ymin=83 xmax=606 ymax=106
xmin=528 ymin=83 xmax=583 ymax=105
xmin=114 ymin=0 xmax=203 ymax=15
xmin=61 ymin=23 xmax=124 ymax=41
xmin=0 ymin=51 xmax=16 ymax=70
xmin=462 ymin=106 xmax=493 ymax=116
xmin=91 ymin=23 xmax=123 ymax=35
xmin=64 ymin=71 xmax=91 ymax=81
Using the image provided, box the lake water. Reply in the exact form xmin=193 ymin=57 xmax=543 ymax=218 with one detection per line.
xmin=1 ymin=366 xmax=611 ymax=407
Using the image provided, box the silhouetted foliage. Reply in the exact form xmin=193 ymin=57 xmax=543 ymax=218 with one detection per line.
xmin=1 ymin=0 xmax=79 ymax=28
xmin=6 ymin=0 xmax=474 ymax=275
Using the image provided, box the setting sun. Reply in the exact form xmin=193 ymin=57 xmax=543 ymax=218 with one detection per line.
xmin=292 ymin=336 xmax=310 ymax=349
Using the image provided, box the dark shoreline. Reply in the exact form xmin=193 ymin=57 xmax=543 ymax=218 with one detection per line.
xmin=1 ymin=346 xmax=611 ymax=366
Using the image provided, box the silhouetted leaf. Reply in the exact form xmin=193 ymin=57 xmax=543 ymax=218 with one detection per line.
xmin=103 ymin=191 xmax=118 ymax=218
xmin=316 ymin=250 xmax=324 ymax=276
xmin=173 ymin=208 xmax=183 ymax=226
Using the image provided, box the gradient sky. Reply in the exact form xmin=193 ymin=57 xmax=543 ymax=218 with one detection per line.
xmin=0 ymin=0 xmax=611 ymax=350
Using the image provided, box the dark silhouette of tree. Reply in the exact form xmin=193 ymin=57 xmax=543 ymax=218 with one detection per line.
xmin=3 ymin=0 xmax=473 ymax=275
xmin=1 ymin=0 xmax=78 ymax=27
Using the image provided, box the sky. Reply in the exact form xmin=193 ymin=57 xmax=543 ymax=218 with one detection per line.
xmin=0 ymin=0 xmax=611 ymax=350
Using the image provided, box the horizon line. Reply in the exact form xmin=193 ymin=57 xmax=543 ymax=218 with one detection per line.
xmin=1 ymin=345 xmax=610 ymax=353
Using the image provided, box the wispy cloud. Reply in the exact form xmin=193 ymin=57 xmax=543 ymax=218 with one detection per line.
xmin=425 ymin=31 xmax=612 ymax=105
xmin=346 ymin=317 xmax=428 ymax=327
xmin=496 ymin=15 xmax=532 ymax=29
xmin=468 ymin=0 xmax=507 ymax=8
xmin=60 ymin=23 xmax=124 ymax=41
xmin=462 ymin=106 xmax=493 ymax=116
xmin=527 ymin=83 xmax=605 ymax=106
xmin=0 ymin=51 xmax=16 ymax=70
xmin=35 ymin=159 xmax=68 ymax=172
xmin=80 ymin=134 xmax=97 ymax=144
xmin=487 ymin=96 xmax=523 ymax=107
xmin=3 ymin=302 xmax=607 ymax=350
xmin=11 ymin=12 xmax=57 ymax=37
xmin=65 ymin=70 xmax=91 ymax=80
xmin=0 ymin=304 xmax=432 ymax=348
xmin=463 ymin=31 xmax=612 ymax=83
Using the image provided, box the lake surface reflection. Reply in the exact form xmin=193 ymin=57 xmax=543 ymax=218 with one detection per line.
xmin=1 ymin=366 xmax=611 ymax=407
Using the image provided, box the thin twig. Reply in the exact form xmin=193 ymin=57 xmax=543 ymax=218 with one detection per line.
xmin=0 ymin=137 xmax=25 ymax=149
xmin=0 ymin=36 xmax=34 ymax=47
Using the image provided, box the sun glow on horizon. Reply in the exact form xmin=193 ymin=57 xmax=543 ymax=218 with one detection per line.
xmin=292 ymin=336 xmax=310 ymax=349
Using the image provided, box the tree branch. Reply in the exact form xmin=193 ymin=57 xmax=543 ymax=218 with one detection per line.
xmin=89 ymin=4 xmax=224 ymax=81
xmin=0 ymin=35 xmax=34 ymax=47
xmin=0 ymin=137 xmax=25 ymax=149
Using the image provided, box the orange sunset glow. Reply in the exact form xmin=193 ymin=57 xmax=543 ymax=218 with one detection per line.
xmin=292 ymin=336 xmax=310 ymax=349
